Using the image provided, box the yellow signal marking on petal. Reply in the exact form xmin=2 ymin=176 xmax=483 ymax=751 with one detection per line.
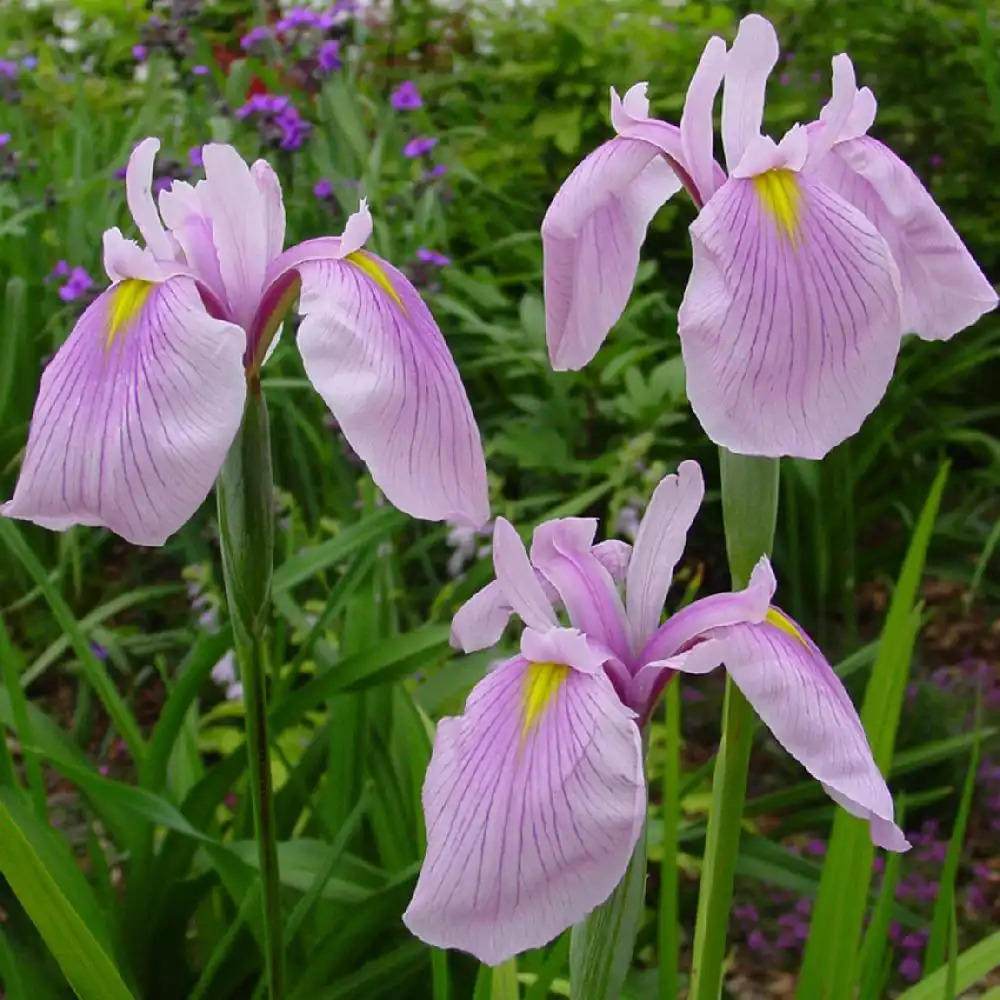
xmin=106 ymin=279 xmax=154 ymax=350
xmin=765 ymin=607 xmax=809 ymax=647
xmin=752 ymin=168 xmax=802 ymax=246
xmin=344 ymin=250 xmax=406 ymax=312
xmin=521 ymin=661 xmax=570 ymax=741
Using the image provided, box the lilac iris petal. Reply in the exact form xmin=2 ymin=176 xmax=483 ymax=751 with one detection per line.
xmin=3 ymin=137 xmax=489 ymax=543
xmin=542 ymin=14 xmax=996 ymax=459
xmin=407 ymin=458 xmax=907 ymax=962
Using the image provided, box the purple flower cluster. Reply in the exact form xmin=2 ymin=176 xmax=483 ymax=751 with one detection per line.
xmin=48 ymin=261 xmax=94 ymax=303
xmin=236 ymin=94 xmax=311 ymax=150
xmin=240 ymin=5 xmax=351 ymax=88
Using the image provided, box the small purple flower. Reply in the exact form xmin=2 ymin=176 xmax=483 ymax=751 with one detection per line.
xmin=313 ymin=178 xmax=334 ymax=199
xmin=21 ymin=56 xmax=38 ymax=70
xmin=0 ymin=59 xmax=18 ymax=80
xmin=778 ymin=71 xmax=792 ymax=86
xmin=747 ymin=930 xmax=769 ymax=952
xmin=188 ymin=146 xmax=203 ymax=168
xmin=132 ymin=44 xmax=148 ymax=62
xmin=99 ymin=764 xmax=110 ymax=776
xmin=804 ymin=837 xmax=826 ymax=857
xmin=48 ymin=260 xmax=71 ymax=281
xmin=152 ymin=177 xmax=172 ymax=196
xmin=899 ymin=956 xmax=922 ymax=982
xmin=404 ymin=136 xmax=438 ymax=159
xmin=422 ymin=163 xmax=448 ymax=182
xmin=391 ymin=80 xmax=422 ymax=111
xmin=57 ymin=267 xmax=94 ymax=302
xmin=240 ymin=26 xmax=272 ymax=51
xmin=90 ymin=642 xmax=108 ymax=660
xmin=417 ymin=247 xmax=450 ymax=267
xmin=929 ymin=153 xmax=944 ymax=168
xmin=191 ymin=64 xmax=209 ymax=76
xmin=317 ymin=39 xmax=341 ymax=73
xmin=0 ymin=132 xmax=10 ymax=148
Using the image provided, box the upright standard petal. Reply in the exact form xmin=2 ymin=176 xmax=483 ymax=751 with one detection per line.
xmin=679 ymin=170 xmax=903 ymax=458
xmin=625 ymin=460 xmax=703 ymax=648
xmin=542 ymin=136 xmax=682 ymax=370
xmin=199 ymin=144 xmax=271 ymax=328
xmin=492 ymin=518 xmax=558 ymax=632
xmin=818 ymin=136 xmax=997 ymax=341
xmin=2 ymin=278 xmax=246 ymax=545
xmin=124 ymin=138 xmax=174 ymax=262
xmin=530 ymin=518 xmax=631 ymax=661
xmin=680 ymin=36 xmax=729 ymax=205
xmin=251 ymin=158 xmax=286 ymax=264
xmin=403 ymin=637 xmax=645 ymax=964
xmin=679 ymin=611 xmax=909 ymax=851
xmin=720 ymin=14 xmax=779 ymax=173
xmin=295 ymin=250 xmax=489 ymax=526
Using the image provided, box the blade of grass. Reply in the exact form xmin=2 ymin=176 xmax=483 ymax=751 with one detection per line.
xmin=894 ymin=930 xmax=1000 ymax=1000
xmin=0 ymin=519 xmax=145 ymax=761
xmin=857 ymin=800 xmax=907 ymax=1000
xmin=797 ymin=463 xmax=949 ymax=1000
xmin=0 ymin=616 xmax=46 ymax=817
xmin=0 ymin=788 xmax=137 ymax=1000
xmin=924 ymin=700 xmax=981 ymax=973
xmin=187 ymin=885 xmax=262 ymax=1000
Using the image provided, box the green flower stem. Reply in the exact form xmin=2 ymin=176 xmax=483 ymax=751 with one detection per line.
xmin=217 ymin=387 xmax=283 ymax=1000
xmin=570 ymin=816 xmax=648 ymax=1000
xmin=687 ymin=450 xmax=779 ymax=1000
xmin=658 ymin=675 xmax=681 ymax=999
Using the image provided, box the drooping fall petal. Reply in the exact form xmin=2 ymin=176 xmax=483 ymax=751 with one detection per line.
xmin=2 ymin=278 xmax=246 ymax=545
xmin=403 ymin=630 xmax=645 ymax=964
xmin=295 ymin=250 xmax=489 ymax=527
xmin=817 ymin=136 xmax=997 ymax=341
xmin=672 ymin=611 xmax=909 ymax=851
xmin=541 ymin=136 xmax=682 ymax=370
xmin=678 ymin=169 xmax=903 ymax=458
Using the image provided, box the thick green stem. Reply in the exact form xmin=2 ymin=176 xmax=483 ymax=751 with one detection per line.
xmin=687 ymin=451 xmax=779 ymax=1000
xmin=217 ymin=388 xmax=283 ymax=1000
xmin=570 ymin=821 xmax=648 ymax=1000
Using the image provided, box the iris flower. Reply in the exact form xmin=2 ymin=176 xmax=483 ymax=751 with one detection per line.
xmin=403 ymin=460 xmax=907 ymax=964
xmin=2 ymin=138 xmax=488 ymax=544
xmin=542 ymin=15 xmax=996 ymax=458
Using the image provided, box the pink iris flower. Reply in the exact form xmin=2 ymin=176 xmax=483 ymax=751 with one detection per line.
xmin=2 ymin=138 xmax=488 ymax=544
xmin=542 ymin=15 xmax=996 ymax=458
xmin=403 ymin=460 xmax=908 ymax=964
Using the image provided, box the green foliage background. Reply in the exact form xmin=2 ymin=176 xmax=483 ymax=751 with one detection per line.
xmin=0 ymin=0 xmax=998 ymax=997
